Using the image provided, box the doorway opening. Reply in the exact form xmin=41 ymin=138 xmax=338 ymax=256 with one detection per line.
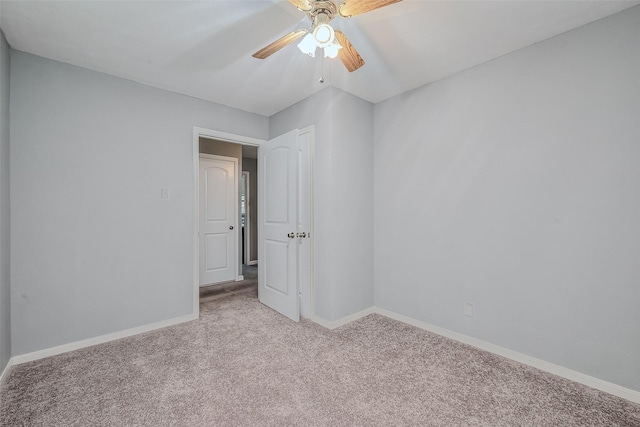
xmin=192 ymin=126 xmax=314 ymax=322
xmin=197 ymin=136 xmax=259 ymax=305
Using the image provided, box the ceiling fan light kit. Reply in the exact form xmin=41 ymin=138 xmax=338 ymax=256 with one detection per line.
xmin=252 ymin=0 xmax=402 ymax=72
xmin=297 ymin=21 xmax=342 ymax=58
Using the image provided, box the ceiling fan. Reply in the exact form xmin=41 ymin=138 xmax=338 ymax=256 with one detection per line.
xmin=252 ymin=0 xmax=402 ymax=72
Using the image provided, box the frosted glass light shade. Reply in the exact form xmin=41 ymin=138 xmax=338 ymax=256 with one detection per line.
xmin=297 ymin=33 xmax=317 ymax=57
xmin=324 ymin=41 xmax=342 ymax=59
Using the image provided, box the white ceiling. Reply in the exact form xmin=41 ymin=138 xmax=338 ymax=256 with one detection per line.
xmin=1 ymin=1 xmax=638 ymax=116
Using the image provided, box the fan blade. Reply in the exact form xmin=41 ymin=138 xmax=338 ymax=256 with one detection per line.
xmin=252 ymin=29 xmax=307 ymax=59
xmin=338 ymin=0 xmax=402 ymax=18
xmin=288 ymin=0 xmax=312 ymax=12
xmin=334 ymin=31 xmax=365 ymax=72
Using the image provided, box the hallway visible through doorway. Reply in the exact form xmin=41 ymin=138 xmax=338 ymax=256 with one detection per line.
xmin=199 ymin=264 xmax=257 ymax=306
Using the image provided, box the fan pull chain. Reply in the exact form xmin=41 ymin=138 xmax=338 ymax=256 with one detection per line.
xmin=319 ymin=55 xmax=325 ymax=84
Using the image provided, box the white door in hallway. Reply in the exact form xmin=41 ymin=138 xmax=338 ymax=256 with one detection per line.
xmin=259 ymin=129 xmax=301 ymax=321
xmin=199 ymin=155 xmax=238 ymax=285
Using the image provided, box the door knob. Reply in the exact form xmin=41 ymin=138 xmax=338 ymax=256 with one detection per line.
xmin=287 ymin=232 xmax=295 ymax=238
xmin=296 ymin=232 xmax=306 ymax=238
xmin=229 ymin=226 xmax=234 ymax=230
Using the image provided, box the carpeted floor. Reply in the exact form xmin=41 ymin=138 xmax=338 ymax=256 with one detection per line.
xmin=1 ymin=290 xmax=639 ymax=426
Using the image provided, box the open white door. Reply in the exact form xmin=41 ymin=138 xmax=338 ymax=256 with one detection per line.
xmin=258 ymin=130 xmax=300 ymax=321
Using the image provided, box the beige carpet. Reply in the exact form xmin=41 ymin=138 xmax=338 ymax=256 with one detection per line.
xmin=1 ymin=291 xmax=639 ymax=426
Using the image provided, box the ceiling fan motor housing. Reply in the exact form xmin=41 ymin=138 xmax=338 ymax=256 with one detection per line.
xmin=308 ymin=1 xmax=338 ymax=24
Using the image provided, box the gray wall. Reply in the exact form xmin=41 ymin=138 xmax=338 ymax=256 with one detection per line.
xmin=242 ymin=157 xmax=258 ymax=263
xmin=10 ymin=51 xmax=268 ymax=355
xmin=373 ymin=7 xmax=640 ymax=391
xmin=270 ymin=87 xmax=374 ymax=322
xmin=0 ymin=30 xmax=10 ymax=373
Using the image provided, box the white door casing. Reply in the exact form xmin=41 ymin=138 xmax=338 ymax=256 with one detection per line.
xmin=298 ymin=129 xmax=312 ymax=318
xmin=199 ymin=154 xmax=238 ymax=285
xmin=259 ymin=130 xmax=300 ymax=321
xmin=241 ymin=171 xmax=251 ymax=266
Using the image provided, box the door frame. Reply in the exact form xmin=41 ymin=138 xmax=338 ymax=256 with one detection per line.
xmin=198 ymin=153 xmax=239 ymax=286
xmin=191 ymin=126 xmax=315 ymax=321
xmin=241 ymin=171 xmax=256 ymax=266
xmin=297 ymin=127 xmax=314 ymax=319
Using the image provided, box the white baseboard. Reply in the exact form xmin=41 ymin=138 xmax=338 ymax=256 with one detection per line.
xmin=373 ymin=307 xmax=640 ymax=404
xmin=8 ymin=303 xmax=638 ymax=404
xmin=236 ymin=275 xmax=244 ymax=281
xmin=247 ymin=260 xmax=258 ymax=266
xmin=0 ymin=357 xmax=13 ymax=387
xmin=312 ymin=306 xmax=640 ymax=403
xmin=12 ymin=312 xmax=199 ymax=365
xmin=312 ymin=306 xmax=376 ymax=330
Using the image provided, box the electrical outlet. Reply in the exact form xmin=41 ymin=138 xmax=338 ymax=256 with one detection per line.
xmin=161 ymin=188 xmax=170 ymax=200
xmin=464 ymin=302 xmax=474 ymax=317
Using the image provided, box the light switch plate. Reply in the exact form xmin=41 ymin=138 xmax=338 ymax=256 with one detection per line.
xmin=464 ymin=302 xmax=474 ymax=317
